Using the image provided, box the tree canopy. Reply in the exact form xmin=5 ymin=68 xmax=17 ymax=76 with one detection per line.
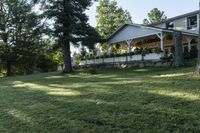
xmin=96 ymin=0 xmax=132 ymax=38
xmin=0 ymin=0 xmax=101 ymax=75
xmin=36 ymin=0 xmax=101 ymax=73
xmin=0 ymin=0 xmax=42 ymax=76
xmin=143 ymin=8 xmax=167 ymax=25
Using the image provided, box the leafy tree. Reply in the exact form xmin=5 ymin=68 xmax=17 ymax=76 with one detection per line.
xmin=96 ymin=0 xmax=132 ymax=38
xmin=53 ymin=51 xmax=64 ymax=70
xmin=0 ymin=0 xmax=42 ymax=76
xmin=143 ymin=8 xmax=167 ymax=25
xmin=35 ymin=0 xmax=101 ymax=73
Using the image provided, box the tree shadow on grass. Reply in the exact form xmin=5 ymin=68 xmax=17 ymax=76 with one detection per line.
xmin=2 ymin=82 xmax=200 ymax=133
xmin=1 ymin=67 xmax=200 ymax=132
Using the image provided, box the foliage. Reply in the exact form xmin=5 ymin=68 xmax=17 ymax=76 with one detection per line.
xmin=96 ymin=0 xmax=132 ymax=38
xmin=79 ymin=47 xmax=164 ymax=61
xmin=88 ymin=67 xmax=97 ymax=74
xmin=154 ymin=48 xmax=163 ymax=54
xmin=143 ymin=8 xmax=167 ymax=24
xmin=0 ymin=0 xmax=42 ymax=76
xmin=36 ymin=54 xmax=58 ymax=72
xmin=101 ymin=43 xmax=109 ymax=54
xmin=36 ymin=0 xmax=101 ymax=73
xmin=53 ymin=51 xmax=64 ymax=68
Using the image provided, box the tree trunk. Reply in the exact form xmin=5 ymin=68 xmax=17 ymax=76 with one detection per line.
xmin=173 ymin=31 xmax=184 ymax=67
xmin=196 ymin=12 xmax=200 ymax=74
xmin=63 ymin=41 xmax=73 ymax=73
xmin=6 ymin=61 xmax=12 ymax=76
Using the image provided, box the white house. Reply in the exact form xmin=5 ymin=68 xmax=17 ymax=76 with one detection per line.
xmin=79 ymin=10 xmax=200 ymax=66
xmin=150 ymin=10 xmax=200 ymax=34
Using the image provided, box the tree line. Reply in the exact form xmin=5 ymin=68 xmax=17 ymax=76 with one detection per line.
xmin=3 ymin=0 xmax=198 ymax=76
xmin=0 ymin=0 xmax=101 ymax=76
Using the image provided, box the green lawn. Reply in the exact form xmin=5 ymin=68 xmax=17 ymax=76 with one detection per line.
xmin=1 ymin=66 xmax=200 ymax=133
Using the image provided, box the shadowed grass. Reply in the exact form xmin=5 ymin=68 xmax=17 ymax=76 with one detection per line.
xmin=1 ymin=65 xmax=200 ymax=132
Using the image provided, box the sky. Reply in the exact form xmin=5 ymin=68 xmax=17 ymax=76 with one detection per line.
xmin=86 ymin=0 xmax=200 ymax=27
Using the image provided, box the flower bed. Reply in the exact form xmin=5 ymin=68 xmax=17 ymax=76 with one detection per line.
xmin=79 ymin=53 xmax=164 ymax=66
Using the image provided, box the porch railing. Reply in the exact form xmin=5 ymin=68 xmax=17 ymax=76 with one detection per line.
xmin=79 ymin=53 xmax=164 ymax=66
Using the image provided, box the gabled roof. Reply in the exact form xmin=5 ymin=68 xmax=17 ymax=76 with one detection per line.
xmin=107 ymin=23 xmax=172 ymax=41
xmin=149 ymin=10 xmax=200 ymax=26
xmin=107 ymin=23 xmax=198 ymax=44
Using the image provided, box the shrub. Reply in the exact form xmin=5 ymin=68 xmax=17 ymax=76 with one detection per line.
xmin=141 ymin=48 xmax=150 ymax=56
xmin=133 ymin=48 xmax=142 ymax=55
xmin=183 ymin=52 xmax=192 ymax=59
xmin=154 ymin=48 xmax=163 ymax=54
xmin=88 ymin=68 xmax=97 ymax=74
xmin=36 ymin=55 xmax=58 ymax=72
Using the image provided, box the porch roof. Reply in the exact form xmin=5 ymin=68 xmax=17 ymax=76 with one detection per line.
xmin=107 ymin=23 xmax=198 ymax=45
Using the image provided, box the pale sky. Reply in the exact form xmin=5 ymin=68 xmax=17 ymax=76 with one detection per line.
xmin=86 ymin=0 xmax=200 ymax=27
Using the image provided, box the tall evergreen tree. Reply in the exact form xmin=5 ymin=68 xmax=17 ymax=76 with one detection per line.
xmin=96 ymin=0 xmax=132 ymax=38
xmin=143 ymin=8 xmax=167 ymax=25
xmin=36 ymin=0 xmax=100 ymax=73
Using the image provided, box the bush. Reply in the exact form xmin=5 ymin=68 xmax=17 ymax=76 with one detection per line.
xmin=36 ymin=55 xmax=58 ymax=72
xmin=134 ymin=48 xmax=142 ymax=55
xmin=141 ymin=48 xmax=150 ymax=56
xmin=88 ymin=68 xmax=97 ymax=74
xmin=154 ymin=48 xmax=163 ymax=54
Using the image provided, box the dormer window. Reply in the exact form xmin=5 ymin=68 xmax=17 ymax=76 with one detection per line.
xmin=166 ymin=22 xmax=174 ymax=29
xmin=187 ymin=15 xmax=197 ymax=30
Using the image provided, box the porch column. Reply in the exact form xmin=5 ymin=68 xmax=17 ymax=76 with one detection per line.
xmin=185 ymin=37 xmax=192 ymax=53
xmin=126 ymin=39 xmax=133 ymax=54
xmin=108 ymin=44 xmax=113 ymax=54
xmin=156 ymin=32 xmax=165 ymax=52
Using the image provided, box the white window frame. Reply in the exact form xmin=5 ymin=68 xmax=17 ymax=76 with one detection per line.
xmin=187 ymin=15 xmax=197 ymax=30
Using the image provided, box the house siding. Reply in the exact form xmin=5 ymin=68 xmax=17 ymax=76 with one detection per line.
xmin=154 ymin=14 xmax=199 ymax=34
xmin=108 ymin=25 xmax=161 ymax=44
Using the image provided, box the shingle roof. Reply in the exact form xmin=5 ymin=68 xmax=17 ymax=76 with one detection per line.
xmin=107 ymin=23 xmax=198 ymax=42
xmin=107 ymin=23 xmax=173 ymax=41
xmin=149 ymin=10 xmax=200 ymax=26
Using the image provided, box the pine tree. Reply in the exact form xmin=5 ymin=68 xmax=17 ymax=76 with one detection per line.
xmin=143 ymin=8 xmax=167 ymax=24
xmin=96 ymin=0 xmax=132 ymax=38
xmin=36 ymin=0 xmax=100 ymax=73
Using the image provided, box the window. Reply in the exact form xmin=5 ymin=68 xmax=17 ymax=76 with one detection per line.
xmin=187 ymin=15 xmax=197 ymax=30
xmin=166 ymin=22 xmax=174 ymax=29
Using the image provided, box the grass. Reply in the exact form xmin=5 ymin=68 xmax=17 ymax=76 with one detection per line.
xmin=1 ymin=65 xmax=200 ymax=132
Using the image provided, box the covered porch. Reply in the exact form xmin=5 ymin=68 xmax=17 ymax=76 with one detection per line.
xmin=79 ymin=24 xmax=198 ymax=66
xmin=107 ymin=24 xmax=198 ymax=59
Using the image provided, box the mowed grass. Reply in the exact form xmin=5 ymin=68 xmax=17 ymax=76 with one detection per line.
xmin=1 ymin=66 xmax=200 ymax=133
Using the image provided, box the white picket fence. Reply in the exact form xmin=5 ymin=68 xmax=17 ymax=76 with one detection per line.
xmin=79 ymin=53 xmax=164 ymax=66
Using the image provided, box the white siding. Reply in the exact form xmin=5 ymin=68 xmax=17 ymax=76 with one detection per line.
xmin=154 ymin=14 xmax=199 ymax=34
xmin=174 ymin=15 xmax=199 ymax=34
xmin=108 ymin=25 xmax=161 ymax=44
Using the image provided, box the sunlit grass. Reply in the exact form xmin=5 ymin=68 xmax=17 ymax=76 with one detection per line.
xmin=1 ymin=65 xmax=200 ymax=132
xmin=147 ymin=89 xmax=200 ymax=101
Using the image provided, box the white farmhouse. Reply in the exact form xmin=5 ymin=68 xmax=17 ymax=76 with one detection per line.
xmin=80 ymin=10 xmax=200 ymax=66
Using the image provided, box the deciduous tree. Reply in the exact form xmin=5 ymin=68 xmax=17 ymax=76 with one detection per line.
xmin=0 ymin=0 xmax=42 ymax=76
